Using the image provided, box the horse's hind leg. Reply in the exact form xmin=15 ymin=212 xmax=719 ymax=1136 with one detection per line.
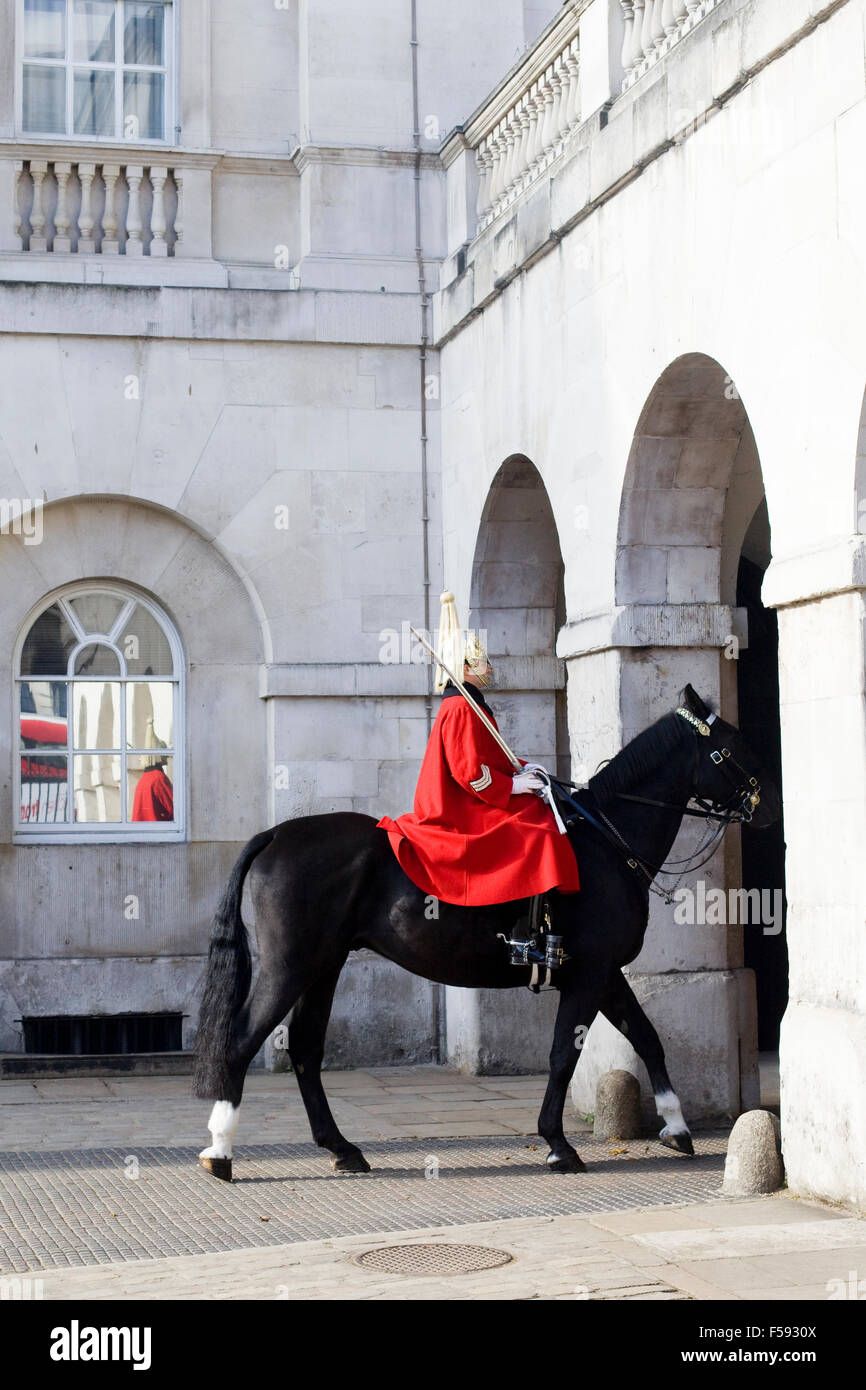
xmin=198 ymin=970 xmax=302 ymax=1181
xmin=601 ymin=970 xmax=694 ymax=1156
xmin=288 ymin=967 xmax=371 ymax=1174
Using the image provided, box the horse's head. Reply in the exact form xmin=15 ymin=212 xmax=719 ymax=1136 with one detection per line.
xmin=680 ymin=685 xmax=781 ymax=830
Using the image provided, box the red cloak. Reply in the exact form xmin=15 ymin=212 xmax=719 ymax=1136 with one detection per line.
xmin=132 ymin=767 xmax=174 ymax=822
xmin=377 ymin=689 xmax=579 ymax=907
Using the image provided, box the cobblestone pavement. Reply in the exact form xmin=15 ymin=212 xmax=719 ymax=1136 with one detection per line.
xmin=0 ymin=1133 xmax=729 ymax=1274
xmin=2 ymin=1068 xmax=862 ymax=1301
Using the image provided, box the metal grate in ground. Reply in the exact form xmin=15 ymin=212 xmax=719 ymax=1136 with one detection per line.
xmin=0 ymin=1132 xmax=728 ymax=1274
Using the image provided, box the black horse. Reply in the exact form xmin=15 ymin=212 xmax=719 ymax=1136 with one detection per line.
xmin=193 ymin=685 xmax=780 ymax=1180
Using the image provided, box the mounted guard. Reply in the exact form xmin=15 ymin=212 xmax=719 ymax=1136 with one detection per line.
xmin=376 ymin=591 xmax=580 ymax=914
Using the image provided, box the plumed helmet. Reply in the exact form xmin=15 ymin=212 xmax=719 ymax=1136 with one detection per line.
xmin=434 ymin=590 xmax=491 ymax=693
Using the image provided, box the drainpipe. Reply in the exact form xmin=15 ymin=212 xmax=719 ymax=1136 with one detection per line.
xmin=410 ymin=0 xmax=442 ymax=1062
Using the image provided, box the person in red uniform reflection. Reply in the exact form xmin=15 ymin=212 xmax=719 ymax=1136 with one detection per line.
xmin=377 ymin=591 xmax=579 ymax=908
xmin=131 ymin=718 xmax=174 ymax=822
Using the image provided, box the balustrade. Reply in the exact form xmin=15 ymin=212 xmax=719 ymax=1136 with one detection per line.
xmin=12 ymin=158 xmax=184 ymax=256
xmin=620 ymin=0 xmax=721 ymax=89
xmin=474 ymin=36 xmax=581 ymax=233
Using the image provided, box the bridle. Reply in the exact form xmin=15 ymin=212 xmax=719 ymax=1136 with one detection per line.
xmin=544 ymin=708 xmax=764 ymax=904
xmin=618 ymin=708 xmax=762 ymax=827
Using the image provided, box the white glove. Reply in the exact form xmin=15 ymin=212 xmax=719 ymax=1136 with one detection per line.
xmin=512 ymin=772 xmax=545 ymax=795
xmin=521 ymin=762 xmax=551 ymax=778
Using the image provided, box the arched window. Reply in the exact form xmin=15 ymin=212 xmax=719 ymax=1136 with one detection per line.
xmin=16 ymin=584 xmax=184 ymax=840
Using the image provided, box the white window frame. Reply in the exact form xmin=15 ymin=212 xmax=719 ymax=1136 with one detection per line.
xmin=14 ymin=581 xmax=186 ymax=844
xmin=16 ymin=0 xmax=177 ymax=145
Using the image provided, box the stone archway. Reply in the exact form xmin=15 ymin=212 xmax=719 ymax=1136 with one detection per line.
xmin=569 ymin=353 xmax=786 ymax=1122
xmin=445 ymin=455 xmax=568 ymax=1074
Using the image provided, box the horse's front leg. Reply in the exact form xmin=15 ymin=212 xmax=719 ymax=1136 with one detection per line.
xmin=538 ymin=976 xmax=604 ymax=1173
xmin=601 ymin=970 xmax=694 ymax=1156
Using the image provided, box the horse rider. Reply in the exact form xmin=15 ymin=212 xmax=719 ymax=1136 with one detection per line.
xmin=376 ymin=591 xmax=580 ymax=912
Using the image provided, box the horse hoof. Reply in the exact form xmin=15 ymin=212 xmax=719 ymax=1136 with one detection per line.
xmin=659 ymin=1131 xmax=695 ymax=1157
xmin=546 ymin=1150 xmax=587 ymax=1174
xmin=199 ymin=1155 xmax=232 ymax=1182
xmin=332 ymin=1151 xmax=371 ymax=1174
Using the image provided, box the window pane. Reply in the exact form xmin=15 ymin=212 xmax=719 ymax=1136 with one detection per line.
xmin=22 ymin=64 xmax=67 ymax=134
xmin=73 ymin=681 xmax=120 ymax=748
xmin=126 ymin=682 xmax=173 ymax=750
xmin=129 ymin=756 xmax=174 ymax=821
xmin=74 ymin=753 xmax=122 ymax=821
xmin=74 ymin=643 xmax=120 ymax=675
xmin=74 ymin=67 xmax=115 ymax=137
xmin=24 ymin=0 xmax=66 ymax=59
xmin=20 ymin=604 xmax=77 ymax=676
xmin=21 ymin=755 xmax=68 ymax=824
xmin=119 ymin=605 xmax=173 ymax=674
xmin=124 ymin=2 xmax=164 ymax=65
xmin=69 ymin=593 xmax=125 ymax=636
xmin=20 ymin=681 xmax=68 ymax=746
xmin=123 ymin=70 xmax=163 ymax=140
xmin=73 ymin=0 xmax=115 ymax=62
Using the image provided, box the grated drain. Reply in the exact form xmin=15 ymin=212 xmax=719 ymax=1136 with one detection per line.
xmin=353 ymin=1242 xmax=514 ymax=1277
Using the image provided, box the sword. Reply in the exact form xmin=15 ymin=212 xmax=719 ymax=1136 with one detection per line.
xmin=409 ymin=624 xmax=568 ymax=834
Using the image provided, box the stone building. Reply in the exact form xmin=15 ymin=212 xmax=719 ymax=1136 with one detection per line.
xmin=1 ymin=0 xmax=864 ymax=1210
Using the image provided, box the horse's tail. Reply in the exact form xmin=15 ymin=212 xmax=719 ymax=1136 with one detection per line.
xmin=193 ymin=828 xmax=276 ymax=1100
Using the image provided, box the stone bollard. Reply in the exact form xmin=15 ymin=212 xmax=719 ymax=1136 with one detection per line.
xmin=722 ymin=1110 xmax=784 ymax=1196
xmin=594 ymin=1069 xmax=643 ymax=1140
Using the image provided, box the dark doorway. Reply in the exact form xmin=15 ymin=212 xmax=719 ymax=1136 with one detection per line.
xmin=736 ymin=503 xmax=788 ymax=1050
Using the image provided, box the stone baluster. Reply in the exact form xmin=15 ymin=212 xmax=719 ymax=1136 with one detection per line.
xmin=149 ymin=166 xmax=168 ymax=256
xmin=550 ymin=55 xmax=569 ymax=158
xmin=53 ymin=162 xmax=72 ymax=252
xmin=77 ymin=163 xmax=96 ymax=252
xmin=102 ymin=164 xmax=120 ymax=253
xmin=563 ymin=41 xmax=581 ymax=137
xmin=651 ymin=0 xmax=666 ymax=52
xmin=500 ymin=107 xmax=522 ymax=205
xmin=475 ymin=139 xmax=494 ymax=226
xmin=491 ymin=122 xmax=510 ymax=215
xmin=639 ymin=0 xmax=655 ymax=60
xmin=661 ymin=0 xmax=677 ymax=38
xmin=174 ymin=169 xmax=184 ymax=254
xmin=13 ymin=162 xmax=23 ymax=249
xmin=524 ymin=83 xmax=545 ymax=180
xmin=673 ymin=0 xmax=689 ymax=30
xmin=484 ymin=124 xmax=503 ymax=218
xmin=512 ymin=96 xmax=533 ymax=196
xmin=620 ymin=2 xmax=636 ymax=75
xmin=125 ymin=166 xmax=143 ymax=256
xmin=29 ymin=160 xmax=48 ymax=252
xmin=628 ymin=0 xmax=644 ymax=69
xmin=537 ymin=68 xmax=557 ymax=169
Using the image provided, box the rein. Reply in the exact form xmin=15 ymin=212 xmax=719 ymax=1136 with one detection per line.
xmin=544 ymin=709 xmax=763 ymax=905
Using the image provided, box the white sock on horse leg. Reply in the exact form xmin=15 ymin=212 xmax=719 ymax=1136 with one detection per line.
xmin=656 ymin=1089 xmax=689 ymax=1137
xmin=199 ymin=1100 xmax=240 ymax=1160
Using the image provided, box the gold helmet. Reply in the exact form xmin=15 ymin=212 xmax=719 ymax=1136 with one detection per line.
xmin=434 ymin=590 xmax=492 ymax=693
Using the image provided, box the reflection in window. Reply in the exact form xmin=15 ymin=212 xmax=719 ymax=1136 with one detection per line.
xmin=16 ymin=586 xmax=181 ymax=834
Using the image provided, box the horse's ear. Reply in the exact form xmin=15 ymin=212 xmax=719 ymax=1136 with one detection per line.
xmin=681 ymin=684 xmax=710 ymax=718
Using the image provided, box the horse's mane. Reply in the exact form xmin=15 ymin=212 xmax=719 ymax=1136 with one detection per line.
xmin=588 ymin=712 xmax=691 ymax=805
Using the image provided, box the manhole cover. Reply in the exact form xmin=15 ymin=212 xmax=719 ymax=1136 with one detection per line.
xmin=352 ymin=1243 xmax=513 ymax=1276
